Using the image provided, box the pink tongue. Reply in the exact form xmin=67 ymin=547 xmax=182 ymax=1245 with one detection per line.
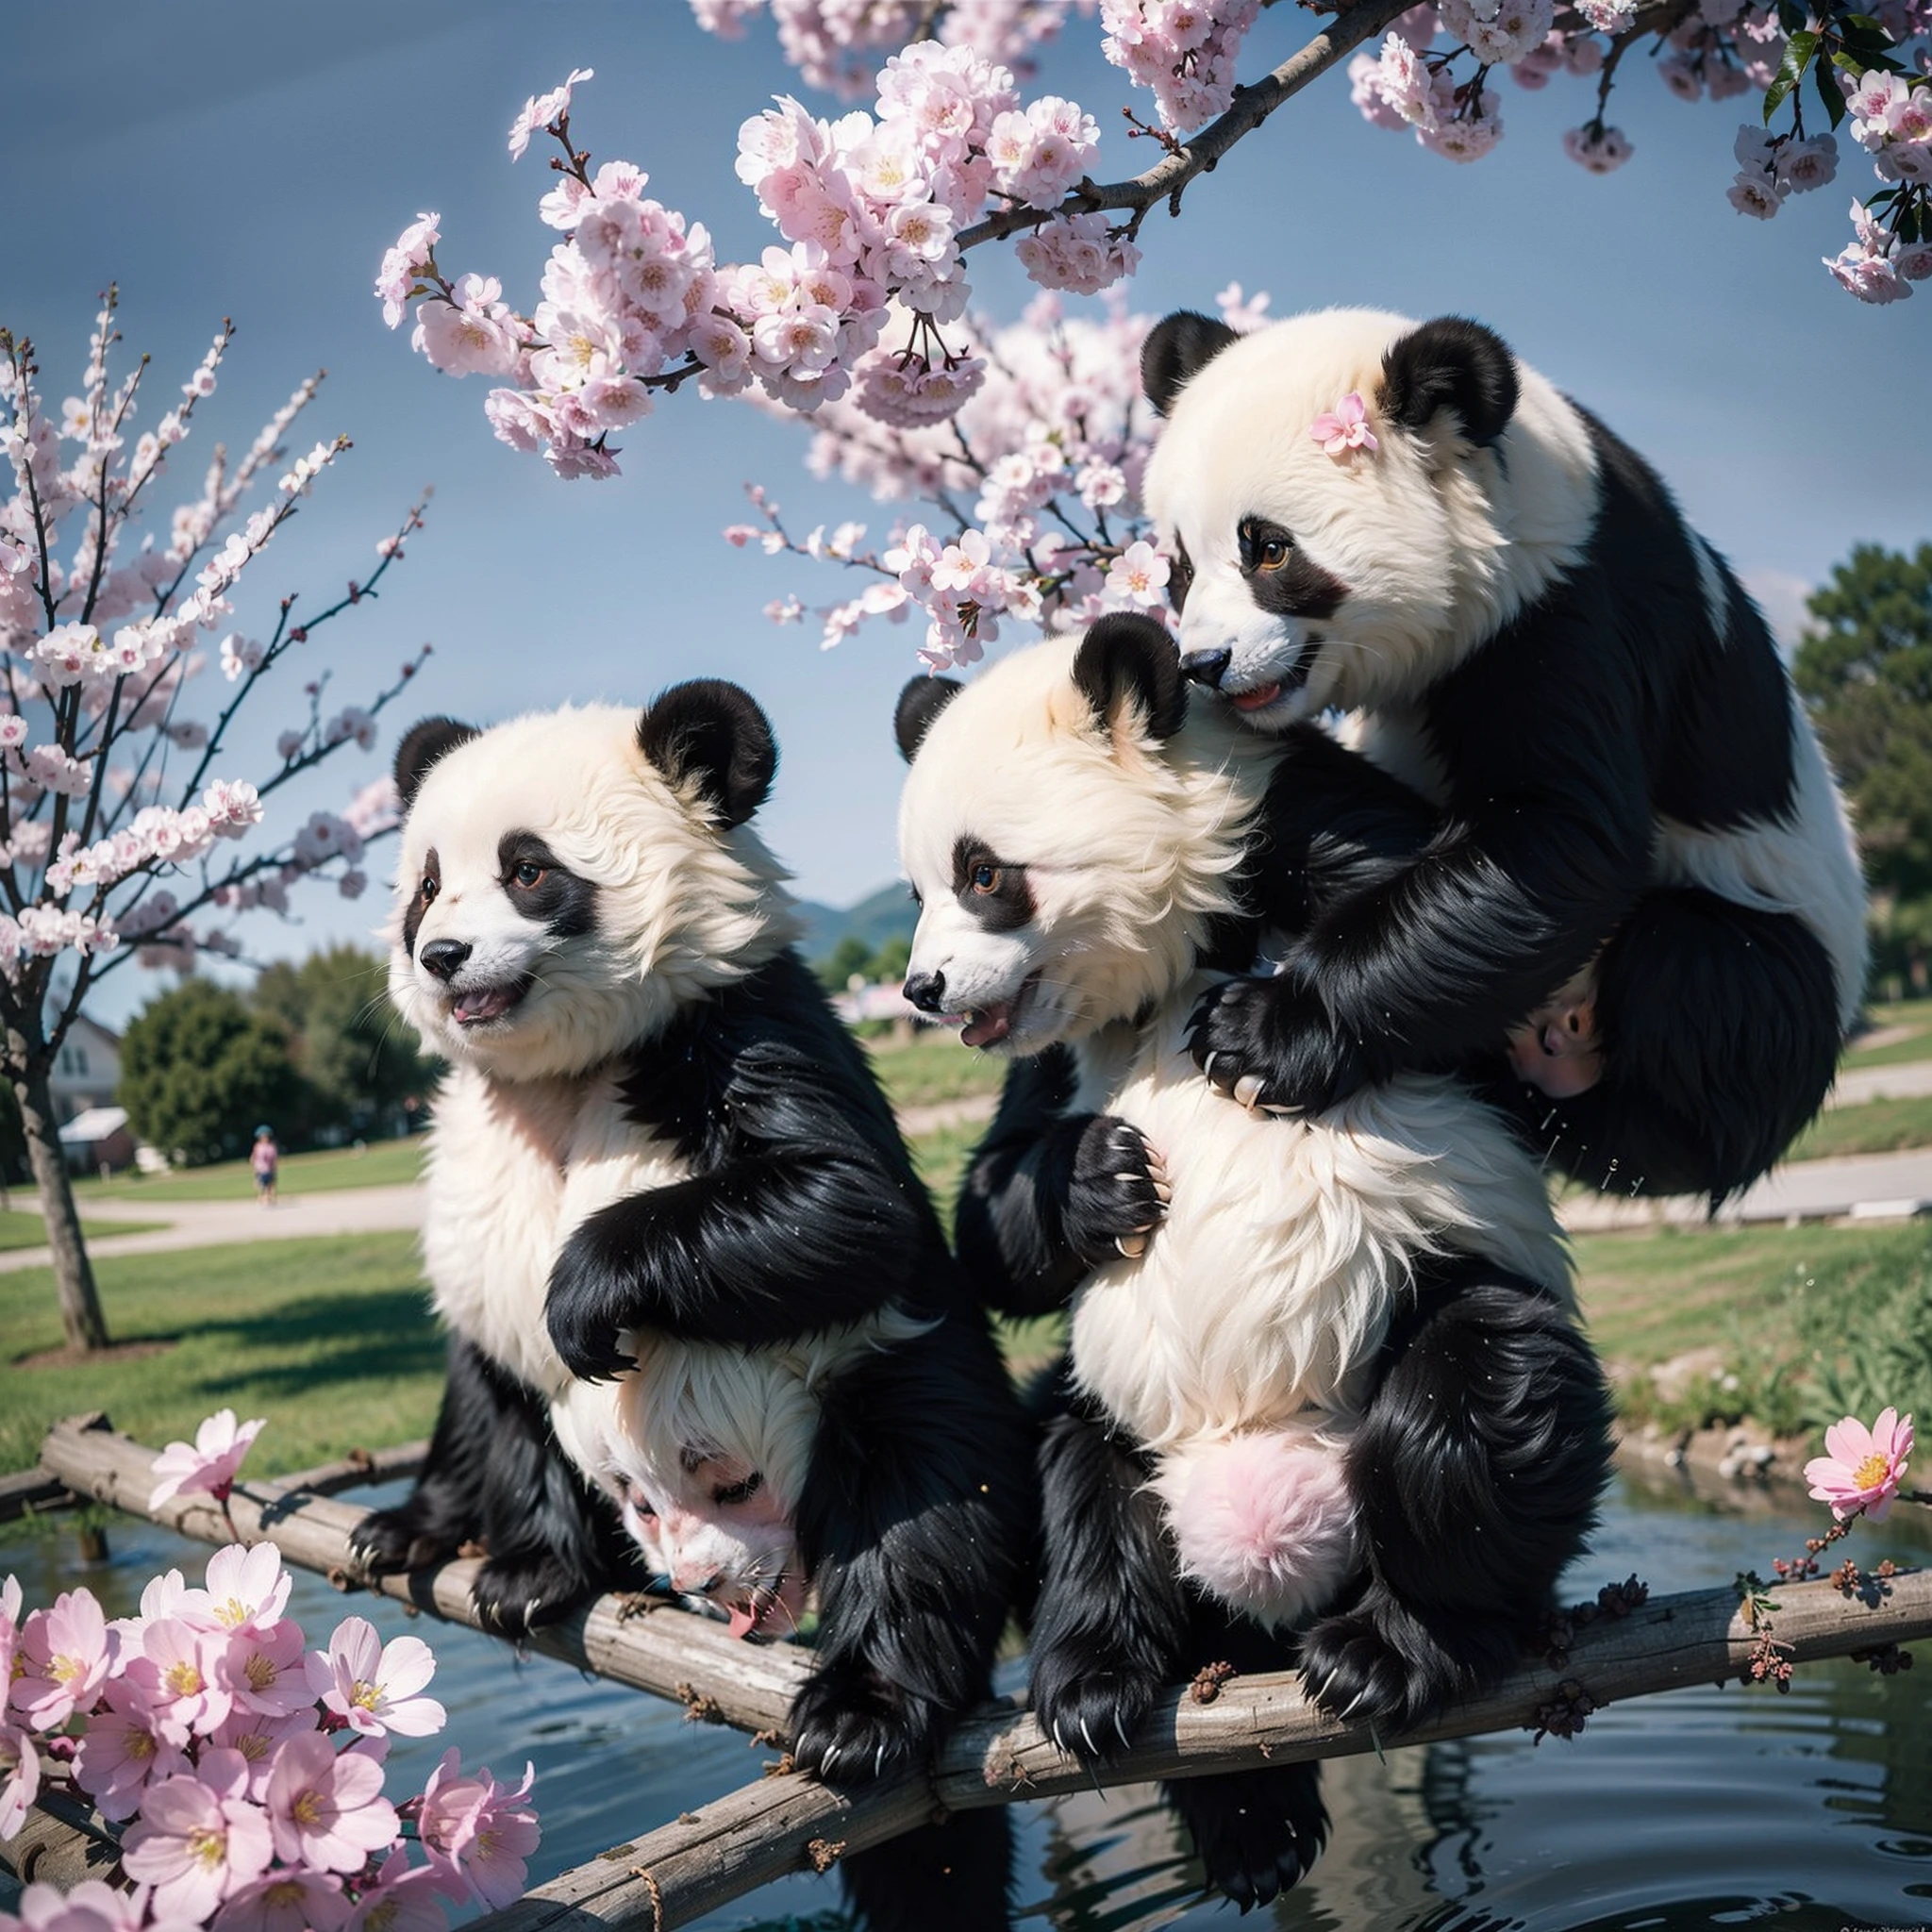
xmin=725 ymin=1604 xmax=758 ymax=1640
xmin=961 ymin=1008 xmax=1011 ymax=1049
xmin=455 ymin=986 xmax=516 ymax=1023
xmin=1231 ymin=682 xmax=1284 ymax=712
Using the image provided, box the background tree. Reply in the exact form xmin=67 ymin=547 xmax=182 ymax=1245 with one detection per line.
xmin=119 ymin=978 xmax=307 ymax=1168
xmin=1794 ymin=541 xmax=1932 ymax=990
xmin=254 ymin=942 xmax=436 ymax=1139
xmin=2 ymin=293 xmax=430 ymax=1352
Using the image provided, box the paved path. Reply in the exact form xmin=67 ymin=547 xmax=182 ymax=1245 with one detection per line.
xmin=1830 ymin=1058 xmax=1932 ymax=1106
xmin=1 ymin=1185 xmax=425 ymax=1274
xmin=1562 ymin=1145 xmax=1932 ymax=1233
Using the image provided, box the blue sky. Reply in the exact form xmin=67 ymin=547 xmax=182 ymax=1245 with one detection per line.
xmin=7 ymin=0 xmax=1926 ymax=1024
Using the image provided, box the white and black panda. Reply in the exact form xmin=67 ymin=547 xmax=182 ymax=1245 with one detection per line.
xmin=893 ymin=617 xmax=1612 ymax=1910
xmin=1139 ymin=307 xmax=1868 ymax=1201
xmin=352 ymin=686 xmax=1036 ymax=1932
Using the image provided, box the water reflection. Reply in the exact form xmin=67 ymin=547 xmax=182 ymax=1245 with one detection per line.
xmin=3 ymin=1466 xmax=1926 ymax=1930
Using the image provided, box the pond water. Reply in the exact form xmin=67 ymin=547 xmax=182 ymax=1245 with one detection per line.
xmin=7 ymin=1462 xmax=1929 ymax=1931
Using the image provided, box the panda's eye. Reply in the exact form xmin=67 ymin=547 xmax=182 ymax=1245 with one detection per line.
xmin=420 ymin=874 xmax=438 ymax=904
xmin=1257 ymin=536 xmax=1292 ymax=572
xmin=970 ymin=861 xmax=1001 ymax=894
xmin=508 ymin=860 xmax=547 ymax=891
xmin=713 ymin=1471 xmax=763 ymax=1507
xmin=618 ymin=1477 xmax=658 ymax=1519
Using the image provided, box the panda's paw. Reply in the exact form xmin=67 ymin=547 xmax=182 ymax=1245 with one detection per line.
xmin=1168 ymin=1765 xmax=1327 ymax=1912
xmin=1298 ymin=1603 xmax=1443 ymax=1734
xmin=349 ymin=1501 xmax=458 ymax=1579
xmin=1187 ymin=975 xmax=1364 ymax=1117
xmin=791 ymin=1658 xmax=937 ymax=1785
xmin=1064 ymin=1114 xmax=1169 ymax=1267
xmin=544 ymin=1239 xmax=641 ymax=1384
xmin=472 ymin=1553 xmax=592 ymax=1636
xmin=1030 ymin=1640 xmax=1163 ymax=1767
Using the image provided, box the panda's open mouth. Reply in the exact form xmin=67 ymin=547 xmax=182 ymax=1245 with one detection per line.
xmin=960 ymin=970 xmax=1040 ymax=1049
xmin=450 ymin=974 xmax=533 ymax=1027
xmin=1226 ymin=648 xmax=1314 ymax=714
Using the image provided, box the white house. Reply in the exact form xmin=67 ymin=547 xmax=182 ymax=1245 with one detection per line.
xmin=48 ymin=1015 xmax=122 ymax=1124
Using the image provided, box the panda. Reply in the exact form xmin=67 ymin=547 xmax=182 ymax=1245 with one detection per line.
xmin=353 ymin=686 xmax=1036 ymax=1932
xmin=1139 ymin=307 xmax=1868 ymax=1203
xmin=893 ymin=616 xmax=1613 ymax=1910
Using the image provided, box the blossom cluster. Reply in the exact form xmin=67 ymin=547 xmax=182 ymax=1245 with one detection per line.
xmin=734 ymin=282 xmax=1274 ymax=667
xmin=386 ymin=56 xmax=1139 ymax=476
xmin=1346 ymin=0 xmax=1931 ymax=300
xmin=1 ymin=1441 xmax=540 ymax=1932
xmin=1099 ymin=0 xmax=1263 ymax=134
xmin=1 ymin=292 xmax=425 ymax=991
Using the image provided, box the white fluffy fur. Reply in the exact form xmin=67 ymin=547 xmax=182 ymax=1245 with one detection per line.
xmin=900 ymin=638 xmax=1571 ymax=1626
xmin=1141 ymin=308 xmax=1600 ymax=725
xmin=392 ymin=702 xmax=901 ymax=1611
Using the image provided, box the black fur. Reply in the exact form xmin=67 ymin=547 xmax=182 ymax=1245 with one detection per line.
xmin=351 ymin=1335 xmax=639 ymax=1632
xmin=401 ymin=847 xmax=441 ymax=960
xmin=1379 ymin=316 xmax=1520 ymax=446
xmin=393 ymin=717 xmax=477 ymax=806
xmin=951 ymin=837 xmax=1035 ymax=934
xmin=1074 ymin=612 xmax=1188 ymax=741
xmin=496 ymin=832 xmax=597 ymax=938
xmin=1188 ymin=407 xmax=1847 ymax=1198
xmin=1141 ymin=310 xmax=1241 ymax=417
xmin=637 ymin=678 xmax=777 ymax=827
xmin=1238 ymin=517 xmax=1350 ymax=624
xmin=895 ymin=673 xmax=964 ymax=762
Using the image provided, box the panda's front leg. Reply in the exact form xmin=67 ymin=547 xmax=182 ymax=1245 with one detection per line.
xmin=1187 ymin=969 xmax=1373 ymax=1116
xmin=1026 ymin=1392 xmax=1192 ymax=1767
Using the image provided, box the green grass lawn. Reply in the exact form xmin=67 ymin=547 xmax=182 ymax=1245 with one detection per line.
xmin=865 ymin=1029 xmax=1005 ymax=1111
xmin=0 ymin=1208 xmax=170 ymax=1251
xmin=1790 ymin=1091 xmax=1932 ymax=1161
xmin=0 ymin=1233 xmax=442 ymax=1478
xmin=1841 ymin=996 xmax=1932 ymax=1070
xmin=73 ymin=1139 xmax=427 ymax=1206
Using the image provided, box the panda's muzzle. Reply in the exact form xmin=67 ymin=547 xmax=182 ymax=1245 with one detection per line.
xmin=449 ymin=974 xmax=534 ymax=1027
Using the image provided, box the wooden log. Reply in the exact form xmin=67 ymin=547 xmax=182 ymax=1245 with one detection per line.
xmin=0 ymin=1788 xmax=121 ymax=1892
xmin=485 ymin=1564 xmax=1932 ymax=1932
xmin=0 ymin=1466 xmax=75 ymax=1525
xmin=35 ymin=1416 xmax=811 ymax=1739
xmin=272 ymin=1441 xmax=427 ymax=1499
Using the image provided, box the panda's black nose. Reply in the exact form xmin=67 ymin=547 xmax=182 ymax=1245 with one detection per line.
xmin=903 ymin=970 xmax=947 ymax=1015
xmin=1180 ymin=648 xmax=1232 ymax=690
xmin=419 ymin=938 xmax=473 ymax=983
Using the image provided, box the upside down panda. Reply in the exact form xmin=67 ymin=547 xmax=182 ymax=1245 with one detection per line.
xmin=893 ymin=617 xmax=1613 ymax=1910
xmin=354 ymin=687 xmax=1036 ymax=1931
xmin=1139 ymin=307 xmax=1868 ymax=1202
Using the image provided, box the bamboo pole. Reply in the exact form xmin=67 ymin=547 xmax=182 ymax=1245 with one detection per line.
xmin=484 ymin=1564 xmax=1932 ymax=1932
xmin=35 ymin=1416 xmax=812 ymax=1738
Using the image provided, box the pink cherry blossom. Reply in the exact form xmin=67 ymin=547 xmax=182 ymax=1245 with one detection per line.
xmin=306 ymin=1617 xmax=446 ymax=1739
xmin=508 ymin=67 xmax=593 ymax=161
xmin=1105 ymin=540 xmax=1172 ymax=607
xmin=1309 ymin=392 xmax=1380 ymax=457
xmin=417 ymin=1749 xmax=542 ymax=1909
xmin=130 ymin=1616 xmax=234 ymax=1743
xmin=0 ymin=1720 xmax=39 ymax=1838
xmin=212 ymin=1870 xmax=352 ymax=1932
xmin=264 ymin=1732 xmax=401 ymax=1873
xmin=1 ymin=1880 xmax=162 ymax=1932
xmin=375 ymin=213 xmax=441 ymax=330
xmin=10 ymin=1588 xmax=118 ymax=1729
xmin=191 ymin=1543 xmax=292 ymax=1637
xmin=121 ymin=1757 xmax=275 ymax=1923
xmin=1805 ymin=1407 xmax=1914 ymax=1520
xmin=149 ymin=1409 xmax=266 ymax=1509
xmin=71 ymin=1677 xmax=190 ymax=1822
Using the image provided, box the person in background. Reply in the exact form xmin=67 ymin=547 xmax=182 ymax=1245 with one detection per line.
xmin=250 ymin=1124 xmax=279 ymax=1207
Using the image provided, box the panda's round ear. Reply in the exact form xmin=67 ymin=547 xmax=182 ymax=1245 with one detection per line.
xmin=638 ymin=679 xmax=778 ymax=828
xmin=1379 ymin=317 xmax=1519 ymax=447
xmin=393 ymin=716 xmax=478 ymax=808
xmin=893 ymin=675 xmax=962 ymax=764
xmin=1141 ymin=311 xmax=1241 ymax=417
xmin=1073 ymin=613 xmax=1187 ymax=743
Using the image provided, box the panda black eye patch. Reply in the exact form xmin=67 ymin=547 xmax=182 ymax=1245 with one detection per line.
xmin=402 ymin=848 xmax=440 ymax=958
xmin=1168 ymin=539 xmax=1195 ymax=615
xmin=497 ymin=831 xmax=597 ymax=938
xmin=951 ymin=835 xmax=1034 ymax=932
xmin=1237 ymin=516 xmax=1348 ymax=621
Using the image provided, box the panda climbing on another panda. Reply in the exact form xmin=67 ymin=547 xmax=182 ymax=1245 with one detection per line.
xmin=356 ymin=687 xmax=1036 ymax=1932
xmin=1140 ymin=307 xmax=1868 ymax=1202
xmin=895 ymin=617 xmax=1613 ymax=1910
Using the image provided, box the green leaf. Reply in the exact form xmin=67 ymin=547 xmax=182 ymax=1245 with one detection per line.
xmin=1764 ymin=26 xmax=1819 ymax=121
xmin=1815 ymin=47 xmax=1847 ymax=125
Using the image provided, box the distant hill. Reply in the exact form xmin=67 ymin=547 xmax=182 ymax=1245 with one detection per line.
xmin=794 ymin=882 xmax=917 ymax=963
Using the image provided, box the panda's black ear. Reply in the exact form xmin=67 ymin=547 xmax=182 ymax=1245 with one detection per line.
xmin=1073 ymin=613 xmax=1187 ymax=743
xmin=1141 ymin=310 xmax=1241 ymax=416
xmin=1379 ymin=317 xmax=1519 ymax=447
xmin=893 ymin=675 xmax=962 ymax=764
xmin=638 ymin=679 xmax=778 ymax=828
xmin=393 ymin=716 xmax=478 ymax=808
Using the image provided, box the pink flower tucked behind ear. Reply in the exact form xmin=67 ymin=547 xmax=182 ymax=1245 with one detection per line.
xmin=1310 ymin=391 xmax=1379 ymax=457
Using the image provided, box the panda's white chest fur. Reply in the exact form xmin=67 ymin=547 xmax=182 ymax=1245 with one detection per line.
xmin=1065 ymin=976 xmax=1572 ymax=1452
xmin=420 ymin=1060 xmax=692 ymax=1398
